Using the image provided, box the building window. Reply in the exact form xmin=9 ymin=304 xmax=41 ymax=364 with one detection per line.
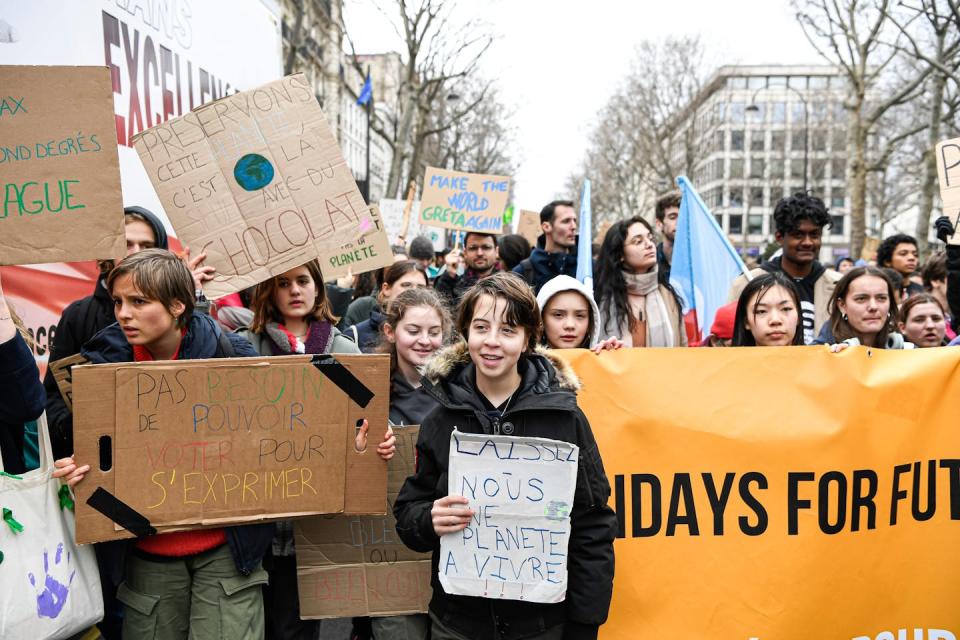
xmin=771 ymin=102 xmax=786 ymax=124
xmin=770 ymin=158 xmax=785 ymax=178
xmin=747 ymin=103 xmax=765 ymax=123
xmin=750 ymin=158 xmax=765 ymax=178
xmin=750 ymin=134 xmax=765 ymax=152
xmin=750 ymin=187 xmax=765 ymax=207
xmin=715 ymin=214 xmax=723 ymax=227
xmin=791 ymin=131 xmax=807 ymax=152
xmin=791 ymin=103 xmax=807 ymax=125
xmin=730 ymin=102 xmax=746 ymax=124
xmin=730 ymin=159 xmax=745 ymax=179
xmin=771 ymin=131 xmax=786 ymax=151
xmin=811 ymin=159 xmax=827 ymax=181
xmin=812 ymin=129 xmax=828 ymax=151
xmin=832 ymin=158 xmax=846 ymax=180
xmin=788 ymin=76 xmax=807 ymax=89
xmin=731 ymin=130 xmax=744 ymax=151
xmin=789 ymin=160 xmax=806 ymax=180
xmin=748 ymin=76 xmax=766 ymax=90
xmin=729 ymin=76 xmax=748 ymax=89
xmin=729 ymin=188 xmax=744 ymax=208
xmin=729 ymin=214 xmax=743 ymax=234
xmin=748 ymin=214 xmax=764 ymax=235
xmin=831 ymin=214 xmax=845 ymax=235
xmin=831 ymin=195 xmax=845 ymax=208
xmin=769 ymin=76 xmax=788 ymax=87
xmin=809 ymin=76 xmax=829 ymax=89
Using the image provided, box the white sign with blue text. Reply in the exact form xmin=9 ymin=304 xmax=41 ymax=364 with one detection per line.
xmin=440 ymin=430 xmax=578 ymax=604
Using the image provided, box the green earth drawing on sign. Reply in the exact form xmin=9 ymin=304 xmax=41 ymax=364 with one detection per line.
xmin=234 ymin=153 xmax=275 ymax=191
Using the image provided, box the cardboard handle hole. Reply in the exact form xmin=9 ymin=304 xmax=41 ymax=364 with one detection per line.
xmin=99 ymin=435 xmax=113 ymax=471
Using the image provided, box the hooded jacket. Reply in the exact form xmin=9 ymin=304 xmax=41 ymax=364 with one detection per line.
xmin=394 ymin=342 xmax=616 ymax=640
xmin=78 ymin=312 xmax=273 ymax=581
xmin=536 ymin=275 xmax=602 ymax=348
xmin=347 ymin=307 xmax=387 ymax=353
xmin=44 ymin=206 xmax=170 ymax=459
xmin=727 ymin=257 xmax=841 ymax=340
xmin=513 ymin=235 xmax=578 ymax=295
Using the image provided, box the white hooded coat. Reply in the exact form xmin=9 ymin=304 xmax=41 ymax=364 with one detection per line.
xmin=536 ymin=274 xmax=602 ymax=348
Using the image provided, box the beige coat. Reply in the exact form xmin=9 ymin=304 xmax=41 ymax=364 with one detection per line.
xmin=599 ymin=284 xmax=689 ymax=347
xmin=727 ymin=266 xmax=842 ymax=337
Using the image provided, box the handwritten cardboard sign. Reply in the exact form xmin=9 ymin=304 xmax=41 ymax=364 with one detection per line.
xmin=320 ymin=204 xmax=393 ymax=280
xmin=419 ymin=167 xmax=510 ymax=234
xmin=439 ymin=431 xmax=578 ymax=603
xmin=72 ymin=354 xmax=389 ymax=544
xmin=49 ymin=353 xmax=91 ymax=412
xmin=516 ymin=209 xmax=542 ymax=246
xmin=132 ymin=73 xmax=365 ymax=298
xmin=296 ymin=425 xmax=431 ymax=618
xmin=936 ymin=136 xmax=960 ymax=246
xmin=0 ymin=65 xmax=126 ymax=266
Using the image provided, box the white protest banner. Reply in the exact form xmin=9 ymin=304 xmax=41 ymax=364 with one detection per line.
xmin=440 ymin=430 xmax=578 ymax=604
xmin=419 ymin=168 xmax=510 ymax=234
xmin=380 ymin=198 xmax=445 ymax=251
xmin=133 ymin=73 xmax=365 ymax=298
xmin=936 ymin=136 xmax=960 ymax=245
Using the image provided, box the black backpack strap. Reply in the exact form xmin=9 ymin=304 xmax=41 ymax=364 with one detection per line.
xmin=215 ymin=330 xmax=236 ymax=358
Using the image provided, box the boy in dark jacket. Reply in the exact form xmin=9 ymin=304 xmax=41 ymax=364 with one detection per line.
xmin=394 ymin=272 xmax=616 ymax=640
xmin=55 ymin=249 xmax=271 ymax=639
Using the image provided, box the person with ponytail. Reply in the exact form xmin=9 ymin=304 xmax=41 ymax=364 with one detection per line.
xmin=595 ymin=216 xmax=687 ymax=347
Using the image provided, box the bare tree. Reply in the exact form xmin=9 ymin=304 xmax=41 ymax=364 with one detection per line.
xmin=569 ymin=36 xmax=707 ymax=227
xmin=795 ymin=0 xmax=933 ymax=257
xmin=884 ymin=0 xmax=960 ymax=250
xmin=343 ymin=0 xmax=493 ymax=197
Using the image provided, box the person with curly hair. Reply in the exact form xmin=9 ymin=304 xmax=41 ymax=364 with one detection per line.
xmin=728 ymin=192 xmax=841 ymax=344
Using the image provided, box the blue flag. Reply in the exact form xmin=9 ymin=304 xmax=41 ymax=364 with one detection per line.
xmin=357 ymin=72 xmax=372 ymax=106
xmin=669 ymin=175 xmax=750 ymax=340
xmin=575 ymin=179 xmax=593 ymax=293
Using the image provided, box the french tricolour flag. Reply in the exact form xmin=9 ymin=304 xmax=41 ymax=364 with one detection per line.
xmin=670 ymin=176 xmax=751 ymax=343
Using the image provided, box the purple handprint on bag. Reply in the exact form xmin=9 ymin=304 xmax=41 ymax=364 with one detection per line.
xmin=28 ymin=543 xmax=76 ymax=619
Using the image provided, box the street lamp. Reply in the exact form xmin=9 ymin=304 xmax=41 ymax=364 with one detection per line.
xmin=746 ymin=84 xmax=808 ymax=192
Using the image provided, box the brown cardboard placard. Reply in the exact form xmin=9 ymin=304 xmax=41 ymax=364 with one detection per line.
xmin=320 ymin=204 xmax=393 ymax=280
xmin=49 ymin=353 xmax=91 ymax=412
xmin=0 ymin=66 xmax=126 ymax=266
xmin=73 ymin=354 xmax=389 ymax=544
xmin=419 ymin=167 xmax=510 ymax=234
xmin=132 ymin=73 xmax=365 ymax=298
xmin=296 ymin=425 xmax=432 ymax=618
xmin=936 ymin=137 xmax=960 ymax=245
xmin=516 ymin=209 xmax=542 ymax=246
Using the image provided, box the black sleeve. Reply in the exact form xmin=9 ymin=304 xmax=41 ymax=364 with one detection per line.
xmin=565 ymin=409 xmax=617 ymax=628
xmin=0 ymin=333 xmax=45 ymax=425
xmin=394 ymin=415 xmax=445 ymax=553
xmin=44 ymin=302 xmax=84 ymax=459
xmin=946 ymin=245 xmax=960 ymax=333
xmin=433 ymin=271 xmax=458 ymax=303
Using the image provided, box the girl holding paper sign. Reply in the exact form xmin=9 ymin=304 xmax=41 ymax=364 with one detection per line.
xmin=394 ymin=272 xmax=616 ymax=640
xmin=237 ymin=258 xmax=397 ymax=640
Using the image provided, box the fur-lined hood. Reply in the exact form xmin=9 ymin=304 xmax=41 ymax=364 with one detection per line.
xmin=421 ymin=340 xmax=580 ymax=392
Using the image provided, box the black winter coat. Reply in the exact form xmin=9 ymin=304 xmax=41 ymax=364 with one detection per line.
xmin=0 ymin=333 xmax=45 ymax=475
xmin=394 ymin=343 xmax=616 ymax=640
xmin=79 ymin=312 xmax=273 ymax=581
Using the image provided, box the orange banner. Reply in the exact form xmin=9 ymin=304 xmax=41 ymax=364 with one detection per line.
xmin=558 ymin=346 xmax=960 ymax=640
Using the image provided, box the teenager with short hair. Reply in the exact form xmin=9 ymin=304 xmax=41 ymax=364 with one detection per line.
xmin=514 ymin=200 xmax=578 ymax=293
xmin=55 ymin=249 xmax=273 ymax=640
xmin=732 ymin=272 xmax=805 ymax=347
xmin=897 ymin=293 xmax=947 ymax=348
xmin=728 ymin=193 xmax=840 ymax=343
xmin=394 ymin=271 xmax=616 ymax=640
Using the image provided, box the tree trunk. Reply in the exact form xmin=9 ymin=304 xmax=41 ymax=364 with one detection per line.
xmin=914 ymin=66 xmax=947 ymax=255
xmin=847 ymin=110 xmax=869 ymax=259
xmin=386 ymin=88 xmax=418 ymax=198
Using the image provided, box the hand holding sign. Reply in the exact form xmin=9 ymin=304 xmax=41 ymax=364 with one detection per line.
xmin=433 ymin=495 xmax=474 ymax=535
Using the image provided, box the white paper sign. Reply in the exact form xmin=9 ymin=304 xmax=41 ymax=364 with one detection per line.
xmin=379 ymin=198 xmax=445 ymax=251
xmin=439 ymin=430 xmax=578 ymax=603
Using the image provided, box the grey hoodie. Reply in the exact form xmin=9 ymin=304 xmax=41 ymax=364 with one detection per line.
xmin=535 ymin=274 xmax=602 ymax=348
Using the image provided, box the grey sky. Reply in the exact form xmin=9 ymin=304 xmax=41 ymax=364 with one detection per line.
xmin=344 ymin=0 xmax=823 ymax=208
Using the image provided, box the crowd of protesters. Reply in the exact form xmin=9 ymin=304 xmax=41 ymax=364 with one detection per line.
xmin=3 ymin=187 xmax=959 ymax=640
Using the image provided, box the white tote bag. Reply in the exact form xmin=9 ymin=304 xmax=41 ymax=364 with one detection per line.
xmin=0 ymin=413 xmax=103 ymax=639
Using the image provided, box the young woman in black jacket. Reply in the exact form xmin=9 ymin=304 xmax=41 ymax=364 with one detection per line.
xmin=394 ymin=272 xmax=616 ymax=640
